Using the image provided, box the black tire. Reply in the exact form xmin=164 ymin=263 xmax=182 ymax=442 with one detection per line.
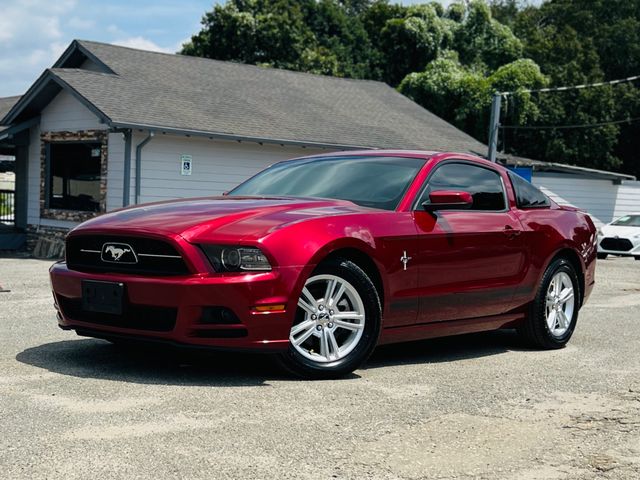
xmin=277 ymin=258 xmax=381 ymax=379
xmin=597 ymin=253 xmax=608 ymax=260
xmin=635 ymin=256 xmax=640 ymax=261
xmin=518 ymin=258 xmax=580 ymax=349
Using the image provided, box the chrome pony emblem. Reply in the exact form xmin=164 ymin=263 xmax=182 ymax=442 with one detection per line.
xmin=101 ymin=243 xmax=138 ymax=264
xmin=400 ymin=250 xmax=412 ymax=271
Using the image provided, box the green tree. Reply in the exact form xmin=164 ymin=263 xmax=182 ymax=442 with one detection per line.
xmin=182 ymin=0 xmax=316 ymax=68
xmin=454 ymin=0 xmax=523 ymax=71
xmin=399 ymin=55 xmax=546 ymax=142
xmin=379 ymin=5 xmax=449 ymax=85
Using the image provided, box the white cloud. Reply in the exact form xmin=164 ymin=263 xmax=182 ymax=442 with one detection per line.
xmin=113 ymin=36 xmax=175 ymax=53
xmin=106 ymin=24 xmax=125 ymax=36
xmin=67 ymin=16 xmax=95 ymax=30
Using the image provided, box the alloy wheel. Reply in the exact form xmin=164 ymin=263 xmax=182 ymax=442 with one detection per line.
xmin=545 ymin=271 xmax=575 ymax=337
xmin=290 ymin=274 xmax=366 ymax=363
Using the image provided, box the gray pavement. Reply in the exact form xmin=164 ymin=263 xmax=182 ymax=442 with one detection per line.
xmin=0 ymin=256 xmax=639 ymax=479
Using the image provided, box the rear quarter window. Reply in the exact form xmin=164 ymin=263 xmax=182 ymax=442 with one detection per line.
xmin=507 ymin=171 xmax=550 ymax=209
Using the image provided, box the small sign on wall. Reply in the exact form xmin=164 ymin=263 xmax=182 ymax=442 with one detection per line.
xmin=180 ymin=154 xmax=192 ymax=176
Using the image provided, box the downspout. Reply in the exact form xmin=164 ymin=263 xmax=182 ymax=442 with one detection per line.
xmin=135 ymin=131 xmax=154 ymax=205
xmin=122 ymin=129 xmax=132 ymax=207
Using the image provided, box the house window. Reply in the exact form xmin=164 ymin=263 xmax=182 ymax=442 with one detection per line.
xmin=48 ymin=142 xmax=102 ymax=212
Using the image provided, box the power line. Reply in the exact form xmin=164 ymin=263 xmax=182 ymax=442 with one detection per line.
xmin=499 ymin=74 xmax=640 ymax=96
xmin=500 ymin=116 xmax=640 ymax=130
xmin=488 ymin=73 xmax=640 ymax=162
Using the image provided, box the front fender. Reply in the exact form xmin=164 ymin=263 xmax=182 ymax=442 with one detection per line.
xmin=261 ymin=219 xmax=387 ymax=327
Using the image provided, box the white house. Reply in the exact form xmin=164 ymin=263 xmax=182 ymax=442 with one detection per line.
xmin=0 ymin=40 xmax=637 ymax=254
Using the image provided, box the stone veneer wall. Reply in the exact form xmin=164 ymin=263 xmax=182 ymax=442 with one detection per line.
xmin=27 ymin=225 xmax=68 ymax=259
xmin=40 ymin=130 xmax=108 ymax=222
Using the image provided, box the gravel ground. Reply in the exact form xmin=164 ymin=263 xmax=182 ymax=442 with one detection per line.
xmin=0 ymin=256 xmax=639 ymax=479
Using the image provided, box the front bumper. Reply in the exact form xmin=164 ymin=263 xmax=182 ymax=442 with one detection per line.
xmin=597 ymin=236 xmax=640 ymax=257
xmin=50 ymin=262 xmax=301 ymax=351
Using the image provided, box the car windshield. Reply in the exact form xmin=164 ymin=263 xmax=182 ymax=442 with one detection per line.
xmin=229 ymin=156 xmax=425 ymax=210
xmin=612 ymin=215 xmax=640 ymax=227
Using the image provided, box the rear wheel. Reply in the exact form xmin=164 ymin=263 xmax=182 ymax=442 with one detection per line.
xmin=518 ymin=258 xmax=580 ymax=349
xmin=278 ymin=258 xmax=381 ymax=379
xmin=597 ymin=253 xmax=608 ymax=260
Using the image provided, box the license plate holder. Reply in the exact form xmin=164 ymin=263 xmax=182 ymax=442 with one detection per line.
xmin=81 ymin=280 xmax=124 ymax=315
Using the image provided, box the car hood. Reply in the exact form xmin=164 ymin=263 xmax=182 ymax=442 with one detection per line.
xmin=70 ymin=196 xmax=375 ymax=241
xmin=600 ymin=224 xmax=640 ymax=239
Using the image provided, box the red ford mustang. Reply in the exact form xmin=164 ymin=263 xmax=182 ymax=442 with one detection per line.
xmin=50 ymin=151 xmax=597 ymax=378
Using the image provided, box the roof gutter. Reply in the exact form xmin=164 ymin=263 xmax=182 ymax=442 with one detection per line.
xmin=536 ymin=162 xmax=636 ymax=181
xmin=110 ymin=121 xmax=373 ymax=151
xmin=501 ymin=156 xmax=636 ymax=182
xmin=135 ymin=131 xmax=154 ymax=204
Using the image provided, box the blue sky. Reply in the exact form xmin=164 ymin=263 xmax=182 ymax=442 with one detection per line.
xmin=0 ymin=0 xmax=526 ymax=98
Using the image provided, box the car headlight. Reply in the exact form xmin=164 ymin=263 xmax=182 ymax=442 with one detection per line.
xmin=200 ymin=245 xmax=272 ymax=272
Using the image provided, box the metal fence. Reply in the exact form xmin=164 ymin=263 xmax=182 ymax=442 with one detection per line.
xmin=0 ymin=190 xmax=15 ymax=225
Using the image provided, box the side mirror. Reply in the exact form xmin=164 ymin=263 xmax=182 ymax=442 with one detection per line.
xmin=221 ymin=191 xmax=229 ymax=196
xmin=422 ymin=190 xmax=473 ymax=211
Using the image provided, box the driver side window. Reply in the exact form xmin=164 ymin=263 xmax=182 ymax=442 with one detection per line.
xmin=418 ymin=162 xmax=506 ymax=211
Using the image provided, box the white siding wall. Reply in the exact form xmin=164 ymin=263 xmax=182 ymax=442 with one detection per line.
xmin=614 ymin=181 xmax=640 ymax=218
xmin=533 ymin=172 xmax=640 ymax=226
xmin=26 ymin=124 xmax=41 ymax=225
xmin=108 ymin=133 xmax=326 ymax=207
xmin=40 ymin=90 xmax=105 ymax=132
xmin=106 ymin=132 xmax=128 ymax=211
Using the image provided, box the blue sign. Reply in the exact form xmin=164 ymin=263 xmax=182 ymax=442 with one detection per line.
xmin=507 ymin=166 xmax=533 ymax=182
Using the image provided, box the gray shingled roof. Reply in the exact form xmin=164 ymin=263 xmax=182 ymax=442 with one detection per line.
xmin=5 ymin=40 xmax=489 ymax=154
xmin=0 ymin=96 xmax=21 ymax=131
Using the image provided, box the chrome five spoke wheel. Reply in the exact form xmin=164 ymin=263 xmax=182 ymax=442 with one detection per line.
xmin=290 ymin=274 xmax=366 ymax=363
xmin=545 ymin=271 xmax=575 ymax=337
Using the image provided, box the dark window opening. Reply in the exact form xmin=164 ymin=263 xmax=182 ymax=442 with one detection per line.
xmin=507 ymin=171 xmax=550 ymax=209
xmin=48 ymin=142 xmax=101 ymax=212
xmin=418 ymin=162 xmax=506 ymax=211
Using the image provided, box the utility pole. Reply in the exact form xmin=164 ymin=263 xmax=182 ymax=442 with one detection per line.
xmin=487 ymin=92 xmax=501 ymax=163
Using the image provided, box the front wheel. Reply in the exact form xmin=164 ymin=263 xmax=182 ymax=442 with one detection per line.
xmin=597 ymin=253 xmax=608 ymax=260
xmin=278 ymin=258 xmax=381 ymax=379
xmin=518 ymin=258 xmax=580 ymax=349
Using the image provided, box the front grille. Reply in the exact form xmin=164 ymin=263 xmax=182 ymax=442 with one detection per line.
xmin=58 ymin=296 xmax=177 ymax=332
xmin=600 ymin=237 xmax=633 ymax=252
xmin=66 ymin=235 xmax=190 ymax=275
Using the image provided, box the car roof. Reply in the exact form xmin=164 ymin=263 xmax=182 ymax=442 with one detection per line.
xmin=300 ymin=149 xmax=441 ymax=159
xmin=282 ymin=149 xmax=495 ymax=166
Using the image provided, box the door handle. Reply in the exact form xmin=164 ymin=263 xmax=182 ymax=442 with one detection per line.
xmin=503 ymin=225 xmax=522 ymax=238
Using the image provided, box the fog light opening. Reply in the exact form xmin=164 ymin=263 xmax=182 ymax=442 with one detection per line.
xmin=200 ymin=307 xmax=241 ymax=325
